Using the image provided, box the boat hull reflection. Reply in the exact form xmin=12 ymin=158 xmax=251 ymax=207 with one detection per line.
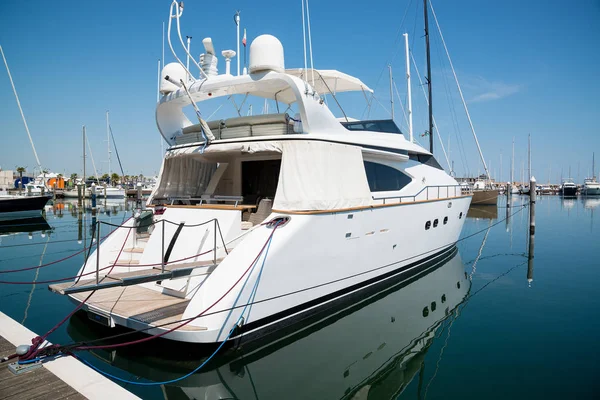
xmin=67 ymin=248 xmax=469 ymax=399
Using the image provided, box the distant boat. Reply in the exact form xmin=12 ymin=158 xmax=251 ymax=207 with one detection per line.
xmin=582 ymin=153 xmax=600 ymax=196
xmin=0 ymin=193 xmax=50 ymax=221
xmin=560 ymin=179 xmax=577 ymax=197
xmin=471 ymin=179 xmax=499 ymax=205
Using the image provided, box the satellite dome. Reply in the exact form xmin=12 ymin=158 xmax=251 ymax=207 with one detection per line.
xmin=249 ymin=35 xmax=285 ymax=74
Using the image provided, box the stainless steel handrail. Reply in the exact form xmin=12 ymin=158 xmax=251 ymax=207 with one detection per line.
xmin=372 ymin=184 xmax=472 ymax=204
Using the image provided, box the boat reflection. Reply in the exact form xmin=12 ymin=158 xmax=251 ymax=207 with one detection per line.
xmin=561 ymin=197 xmax=576 ymax=210
xmin=0 ymin=216 xmax=52 ymax=236
xmin=582 ymin=197 xmax=600 ymax=210
xmin=67 ymin=248 xmax=469 ymax=399
xmin=467 ymin=204 xmax=498 ymax=220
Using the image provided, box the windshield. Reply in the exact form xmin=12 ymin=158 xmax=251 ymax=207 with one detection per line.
xmin=341 ymin=119 xmax=403 ymax=134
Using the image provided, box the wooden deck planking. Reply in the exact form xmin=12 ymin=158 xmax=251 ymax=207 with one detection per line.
xmin=0 ymin=336 xmax=85 ymax=400
xmin=69 ymin=286 xmax=207 ymax=331
xmin=72 ymin=285 xmax=188 ymax=317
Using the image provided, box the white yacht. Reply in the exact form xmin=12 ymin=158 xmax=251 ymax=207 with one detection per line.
xmin=582 ymin=153 xmax=600 ymax=196
xmin=582 ymin=179 xmax=600 ymax=196
xmin=66 ymin=248 xmax=469 ymax=399
xmin=50 ymin=3 xmax=473 ymax=344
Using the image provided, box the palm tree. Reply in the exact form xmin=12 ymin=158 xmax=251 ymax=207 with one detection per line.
xmin=110 ymin=173 xmax=120 ymax=185
xmin=70 ymin=173 xmax=78 ymax=187
xmin=16 ymin=166 xmax=26 ymax=192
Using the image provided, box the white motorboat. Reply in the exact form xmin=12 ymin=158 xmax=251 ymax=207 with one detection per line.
xmin=50 ymin=2 xmax=473 ymax=344
xmin=66 ymin=248 xmax=469 ymax=398
xmin=582 ymin=153 xmax=600 ymax=196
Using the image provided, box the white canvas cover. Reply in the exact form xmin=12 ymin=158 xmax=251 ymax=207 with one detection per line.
xmin=273 ymin=141 xmax=372 ymax=211
xmin=285 ymin=69 xmax=373 ymax=95
xmin=151 ymin=156 xmax=217 ymax=200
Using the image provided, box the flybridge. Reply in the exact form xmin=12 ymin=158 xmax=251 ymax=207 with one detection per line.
xmin=156 ymin=1 xmax=375 ymax=147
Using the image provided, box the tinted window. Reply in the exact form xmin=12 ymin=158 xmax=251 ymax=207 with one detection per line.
xmin=342 ymin=120 xmax=403 ymax=134
xmin=408 ymin=153 xmax=443 ymax=170
xmin=364 ymin=161 xmax=412 ymax=192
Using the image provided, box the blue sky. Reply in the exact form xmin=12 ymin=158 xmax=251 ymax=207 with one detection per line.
xmin=0 ymin=0 xmax=599 ymax=182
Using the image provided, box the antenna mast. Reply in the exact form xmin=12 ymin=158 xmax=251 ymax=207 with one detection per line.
xmin=423 ymin=0 xmax=434 ymax=154
xmin=235 ymin=11 xmax=240 ymax=76
xmin=404 ymin=33 xmax=413 ymax=143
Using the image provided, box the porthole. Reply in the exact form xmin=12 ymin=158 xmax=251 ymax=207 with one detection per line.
xmin=459 ymin=212 xmax=463 ymax=219
xmin=441 ymin=294 xmax=446 ymax=303
xmin=431 ymin=301 xmax=437 ymax=312
xmin=423 ymin=306 xmax=429 ymax=317
xmin=443 ymin=216 xmax=448 ymax=225
xmin=425 ymin=221 xmax=431 ymax=230
xmin=457 ymin=281 xmax=461 ymax=289
xmin=433 ymin=219 xmax=439 ymax=228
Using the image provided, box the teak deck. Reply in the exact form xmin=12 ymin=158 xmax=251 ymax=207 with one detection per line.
xmin=0 ymin=335 xmax=85 ymax=400
xmin=70 ymin=285 xmax=206 ymax=331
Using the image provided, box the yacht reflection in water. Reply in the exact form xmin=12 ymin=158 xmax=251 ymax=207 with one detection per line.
xmin=67 ymin=248 xmax=469 ymax=400
xmin=0 ymin=216 xmax=51 ymax=236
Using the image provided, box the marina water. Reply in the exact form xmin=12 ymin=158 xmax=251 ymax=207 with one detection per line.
xmin=0 ymin=196 xmax=598 ymax=399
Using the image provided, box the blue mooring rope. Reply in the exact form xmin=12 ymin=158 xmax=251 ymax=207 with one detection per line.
xmin=74 ymin=229 xmax=276 ymax=386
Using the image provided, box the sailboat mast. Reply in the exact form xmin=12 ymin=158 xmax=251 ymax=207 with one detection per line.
xmin=423 ymin=0 xmax=433 ymax=154
xmin=1 ymin=45 xmax=43 ymax=172
xmin=528 ymin=134 xmax=531 ymax=181
xmin=388 ymin=65 xmax=394 ymax=121
xmin=83 ymin=126 xmax=86 ymax=186
xmin=106 ymin=111 xmax=111 ymax=180
xmin=511 ymin=137 xmax=515 ymax=185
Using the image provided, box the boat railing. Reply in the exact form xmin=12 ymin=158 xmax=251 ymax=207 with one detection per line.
xmin=91 ymin=217 xmax=229 ymax=286
xmin=164 ymin=195 xmax=244 ymax=206
xmin=372 ymin=184 xmax=471 ymax=205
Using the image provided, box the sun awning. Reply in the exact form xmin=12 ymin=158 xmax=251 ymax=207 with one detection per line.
xmin=285 ymin=69 xmax=373 ymax=95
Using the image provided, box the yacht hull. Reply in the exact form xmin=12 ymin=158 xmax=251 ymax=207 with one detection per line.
xmin=471 ymin=189 xmax=498 ymax=205
xmin=583 ymin=187 xmax=600 ymax=196
xmin=68 ymin=195 xmax=472 ymax=344
xmin=0 ymin=195 xmax=50 ymax=221
xmin=561 ymin=186 xmax=578 ymax=197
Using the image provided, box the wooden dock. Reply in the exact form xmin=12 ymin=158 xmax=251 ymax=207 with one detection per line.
xmin=0 ymin=335 xmax=85 ymax=399
xmin=0 ymin=312 xmax=139 ymax=400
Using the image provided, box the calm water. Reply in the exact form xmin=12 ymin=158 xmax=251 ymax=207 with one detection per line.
xmin=1 ymin=196 xmax=599 ymax=399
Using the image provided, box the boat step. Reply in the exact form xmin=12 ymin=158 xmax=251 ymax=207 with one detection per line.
xmin=48 ymin=262 xmax=218 ymax=295
xmin=123 ymin=247 xmax=144 ymax=253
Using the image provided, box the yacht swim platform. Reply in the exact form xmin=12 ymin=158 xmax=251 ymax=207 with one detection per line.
xmin=65 ymin=285 xmax=206 ymax=332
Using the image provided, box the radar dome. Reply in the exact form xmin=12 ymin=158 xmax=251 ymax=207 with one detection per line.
xmin=160 ymin=62 xmax=187 ymax=95
xmin=249 ymin=35 xmax=285 ymax=74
